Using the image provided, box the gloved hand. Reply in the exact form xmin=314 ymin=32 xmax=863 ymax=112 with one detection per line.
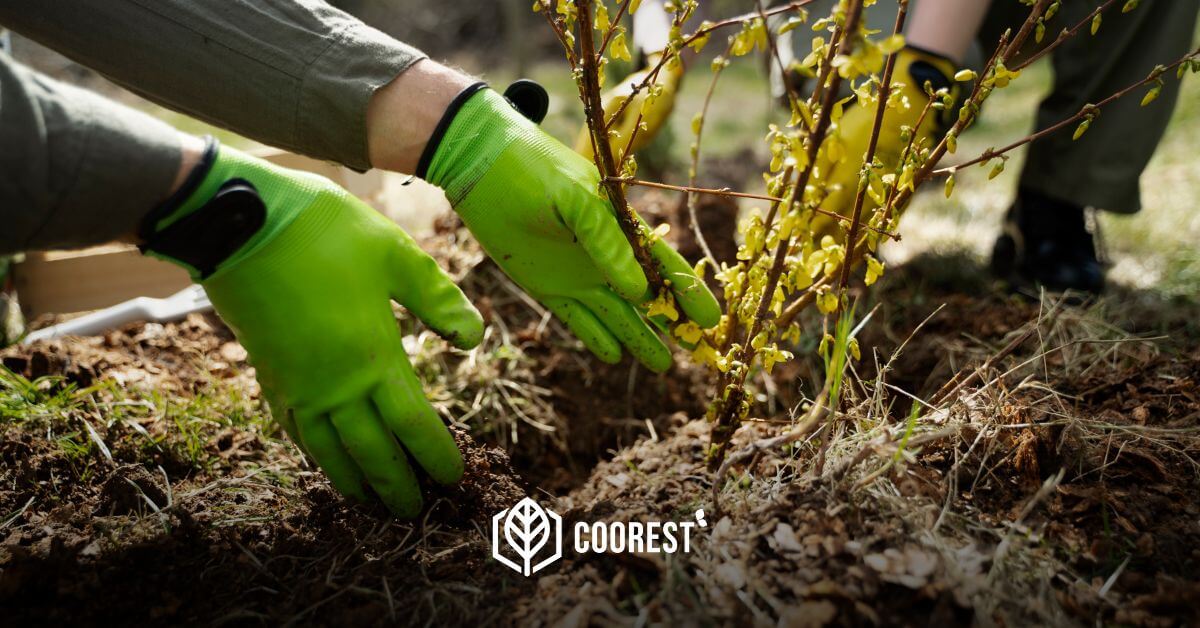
xmin=810 ymin=47 xmax=958 ymax=240
xmin=142 ymin=141 xmax=483 ymax=517
xmin=574 ymin=53 xmax=684 ymax=159
xmin=421 ymin=84 xmax=720 ymax=373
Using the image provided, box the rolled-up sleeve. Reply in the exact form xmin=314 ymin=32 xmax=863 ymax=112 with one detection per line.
xmin=0 ymin=0 xmax=426 ymax=171
xmin=0 ymin=56 xmax=181 ymax=253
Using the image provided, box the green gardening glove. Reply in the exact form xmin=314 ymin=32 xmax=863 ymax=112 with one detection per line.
xmin=142 ymin=141 xmax=483 ymax=517
xmin=420 ymin=84 xmax=721 ymax=373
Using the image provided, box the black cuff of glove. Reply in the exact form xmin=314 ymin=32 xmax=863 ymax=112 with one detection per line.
xmin=905 ymin=45 xmax=957 ymax=94
xmin=414 ymin=80 xmax=550 ymax=180
xmin=138 ymin=136 xmax=219 ymax=242
xmin=414 ymin=82 xmax=488 ymax=180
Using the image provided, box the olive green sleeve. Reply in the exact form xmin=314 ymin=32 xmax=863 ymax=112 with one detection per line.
xmin=0 ymin=0 xmax=426 ymax=171
xmin=0 ymin=56 xmax=181 ymax=254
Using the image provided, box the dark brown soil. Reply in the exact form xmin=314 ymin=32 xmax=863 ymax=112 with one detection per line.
xmin=2 ymin=244 xmax=1198 ymax=626
xmin=425 ymin=217 xmax=717 ymax=493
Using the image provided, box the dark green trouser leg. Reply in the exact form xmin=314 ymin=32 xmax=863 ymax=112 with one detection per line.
xmin=981 ymin=0 xmax=1199 ymax=214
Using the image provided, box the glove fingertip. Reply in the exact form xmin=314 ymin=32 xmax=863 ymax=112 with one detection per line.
xmin=383 ymin=491 xmax=424 ymax=519
xmin=594 ymin=345 xmax=624 ymax=365
xmin=446 ymin=309 xmax=485 ymax=350
xmin=679 ymin=288 xmax=722 ymax=329
xmin=641 ymin=348 xmax=673 ymax=374
xmin=612 ymin=271 xmax=650 ymax=304
xmin=430 ymin=451 xmax=465 ymax=486
xmin=419 ymin=434 xmax=465 ymax=486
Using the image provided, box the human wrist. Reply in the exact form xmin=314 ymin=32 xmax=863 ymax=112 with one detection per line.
xmin=122 ymin=133 xmax=207 ymax=244
xmin=170 ymin=134 xmax=209 ymax=198
xmin=905 ymin=0 xmax=991 ymax=65
xmin=366 ymin=59 xmax=476 ymax=174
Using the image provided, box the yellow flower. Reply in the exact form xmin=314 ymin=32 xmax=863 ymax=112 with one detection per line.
xmin=645 ymin=291 xmax=680 ymax=321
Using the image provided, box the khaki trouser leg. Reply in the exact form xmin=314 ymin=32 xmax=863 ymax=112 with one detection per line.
xmin=981 ymin=0 xmax=1199 ymax=214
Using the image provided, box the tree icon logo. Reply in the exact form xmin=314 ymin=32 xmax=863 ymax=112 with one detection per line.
xmin=491 ymin=497 xmax=563 ymax=576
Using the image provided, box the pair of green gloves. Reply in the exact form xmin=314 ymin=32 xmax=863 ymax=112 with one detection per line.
xmin=142 ymin=85 xmax=720 ymax=517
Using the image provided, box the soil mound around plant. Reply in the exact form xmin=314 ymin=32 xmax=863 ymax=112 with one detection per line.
xmin=2 ymin=246 xmax=1199 ymax=626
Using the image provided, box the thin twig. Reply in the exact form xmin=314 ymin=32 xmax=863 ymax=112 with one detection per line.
xmin=685 ymin=35 xmax=739 ymax=268
xmin=604 ymin=1 xmax=818 ymax=131
xmin=712 ymin=387 xmax=830 ymax=510
xmin=597 ymin=0 xmax=635 ymax=58
xmin=756 ymin=0 xmax=805 ymax=114
xmin=1012 ymin=0 xmax=1120 ymax=72
xmin=933 ymin=45 xmax=1200 ymax=176
xmin=836 ymin=0 xmax=909 ymax=298
xmin=930 ymin=297 xmax=1067 ymax=406
xmin=615 ymin=176 xmax=902 ymax=239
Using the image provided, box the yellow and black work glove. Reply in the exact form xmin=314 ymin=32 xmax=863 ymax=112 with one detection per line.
xmin=811 ymin=47 xmax=959 ymax=241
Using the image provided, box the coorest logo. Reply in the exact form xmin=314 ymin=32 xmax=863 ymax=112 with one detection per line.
xmin=491 ymin=498 xmax=708 ymax=577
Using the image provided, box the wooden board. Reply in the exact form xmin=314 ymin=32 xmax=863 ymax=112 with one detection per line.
xmin=13 ymin=247 xmax=192 ymax=319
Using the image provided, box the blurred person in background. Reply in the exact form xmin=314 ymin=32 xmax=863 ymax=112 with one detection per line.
xmin=774 ymin=0 xmax=1199 ymax=295
xmin=608 ymin=0 xmax=1198 ymax=296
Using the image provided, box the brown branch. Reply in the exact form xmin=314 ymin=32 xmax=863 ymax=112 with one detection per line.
xmin=1002 ymin=0 xmax=1054 ymax=61
xmin=932 ymin=45 xmax=1199 ymax=177
xmin=712 ymin=386 xmax=829 ymax=511
xmin=537 ymin=2 xmax=580 ymax=68
xmin=809 ymin=7 xmax=846 ymax=106
xmin=885 ymin=9 xmax=1023 ymax=216
xmin=836 ymin=0 xmax=909 ymax=298
xmin=684 ymin=36 xmax=739 ymax=267
xmin=876 ymin=94 xmax=936 ymax=230
xmin=617 ymin=177 xmax=783 ymax=202
xmin=614 ymin=177 xmax=905 ymax=240
xmin=604 ymin=0 xmax=817 ymax=131
xmin=760 ymin=165 xmax=796 ymax=234
xmin=597 ymin=0 xmax=635 ymax=58
xmin=756 ymin=0 xmax=805 ymax=114
xmin=708 ymin=0 xmax=865 ymax=470
xmin=575 ymin=0 xmax=665 ymax=291
xmin=718 ymin=164 xmax=796 ymax=354
xmin=1012 ymin=0 xmax=1120 ymax=72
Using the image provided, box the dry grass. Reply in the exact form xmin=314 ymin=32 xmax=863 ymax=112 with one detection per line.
xmin=509 ymin=284 xmax=1199 ymax=625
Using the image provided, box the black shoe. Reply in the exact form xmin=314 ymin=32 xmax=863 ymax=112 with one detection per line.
xmin=990 ymin=188 xmax=1106 ymax=295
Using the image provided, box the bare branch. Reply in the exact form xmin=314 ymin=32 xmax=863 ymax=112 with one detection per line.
xmin=836 ymin=0 xmax=909 ymax=298
xmin=575 ymin=0 xmax=666 ymax=291
xmin=933 ymin=45 xmax=1199 ymax=177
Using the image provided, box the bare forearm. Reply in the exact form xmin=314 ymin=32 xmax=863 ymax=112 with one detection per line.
xmin=906 ymin=0 xmax=992 ymax=64
xmin=366 ymin=60 xmax=474 ymax=175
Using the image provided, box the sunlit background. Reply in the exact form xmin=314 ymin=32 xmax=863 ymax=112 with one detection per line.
xmin=7 ymin=1 xmax=1197 ymax=297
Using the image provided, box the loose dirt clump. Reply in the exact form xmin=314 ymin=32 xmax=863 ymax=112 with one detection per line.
xmin=3 ymin=312 xmax=254 ymax=395
xmin=511 ymin=341 xmax=1199 ymax=626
